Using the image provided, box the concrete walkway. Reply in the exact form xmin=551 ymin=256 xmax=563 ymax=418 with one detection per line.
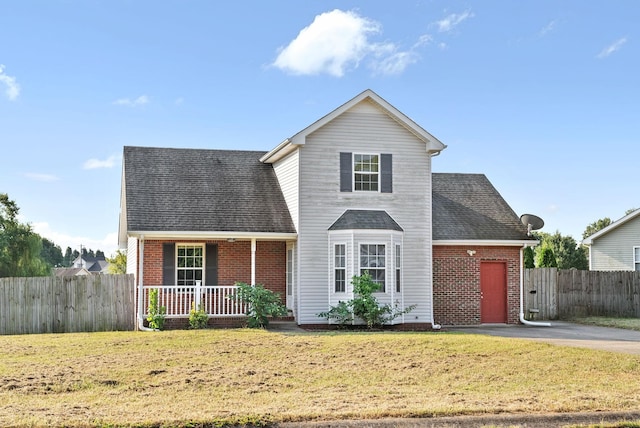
xmin=448 ymin=321 xmax=640 ymax=355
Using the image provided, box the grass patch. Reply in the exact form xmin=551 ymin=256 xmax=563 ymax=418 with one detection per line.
xmin=1 ymin=329 xmax=640 ymax=427
xmin=569 ymin=317 xmax=640 ymax=332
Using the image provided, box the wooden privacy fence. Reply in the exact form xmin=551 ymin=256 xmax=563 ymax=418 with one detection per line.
xmin=0 ymin=274 xmax=135 ymax=335
xmin=524 ymin=268 xmax=640 ymax=320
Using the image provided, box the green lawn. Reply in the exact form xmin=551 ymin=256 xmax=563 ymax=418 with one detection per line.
xmin=569 ymin=316 xmax=640 ymax=332
xmin=1 ymin=328 xmax=640 ymax=427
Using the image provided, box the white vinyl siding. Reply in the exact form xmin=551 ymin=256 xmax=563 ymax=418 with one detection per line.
xmin=272 ymin=150 xmax=300 ymax=232
xmin=127 ymin=237 xmax=138 ymax=278
xmin=297 ymin=99 xmax=433 ymax=324
xmin=589 ymin=216 xmax=640 ymax=271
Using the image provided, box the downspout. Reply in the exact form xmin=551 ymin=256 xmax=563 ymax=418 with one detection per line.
xmin=519 ymin=245 xmax=551 ymax=327
xmin=137 ymin=236 xmax=154 ymax=331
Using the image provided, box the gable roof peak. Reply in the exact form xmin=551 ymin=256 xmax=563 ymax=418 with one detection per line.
xmin=261 ymin=89 xmax=446 ymax=163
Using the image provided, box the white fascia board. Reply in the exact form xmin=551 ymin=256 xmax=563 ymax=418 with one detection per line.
xmin=118 ymin=165 xmax=128 ymax=249
xmin=127 ymin=231 xmax=298 ymax=241
xmin=582 ymin=209 xmax=640 ymax=245
xmin=260 ymin=138 xmax=295 ymax=164
xmin=433 ymin=239 xmax=539 ymax=247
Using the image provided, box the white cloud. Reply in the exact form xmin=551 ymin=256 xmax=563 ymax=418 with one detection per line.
xmin=24 ymin=172 xmax=59 ymax=182
xmin=273 ymin=9 xmax=382 ymax=77
xmin=539 ymin=20 xmax=556 ymax=37
xmin=272 ymin=9 xmax=434 ymax=77
xmin=33 ymin=222 xmax=119 ymax=257
xmin=597 ymin=37 xmax=627 ymax=59
xmin=83 ymin=155 xmax=118 ymax=170
xmin=0 ymin=64 xmax=20 ymax=101
xmin=113 ymin=95 xmax=149 ymax=106
xmin=434 ymin=10 xmax=474 ymax=33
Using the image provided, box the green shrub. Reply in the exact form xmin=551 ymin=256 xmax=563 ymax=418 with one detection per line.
xmin=229 ymin=282 xmax=288 ymax=328
xmin=318 ymin=272 xmax=416 ymax=329
xmin=189 ymin=302 xmax=208 ymax=329
xmin=146 ymin=288 xmax=166 ymax=330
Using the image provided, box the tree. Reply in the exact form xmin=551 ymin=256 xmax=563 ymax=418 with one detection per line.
xmin=533 ymin=231 xmax=588 ymax=270
xmin=96 ymin=249 xmax=105 ymax=259
xmin=41 ymin=238 xmax=63 ymax=268
xmin=63 ymin=247 xmax=74 ymax=267
xmin=583 ymin=217 xmax=612 ymax=240
xmin=0 ymin=193 xmax=50 ymax=277
xmin=536 ymin=245 xmax=557 ymax=268
xmin=523 ymin=246 xmax=535 ymax=268
xmin=107 ymin=249 xmax=127 ymax=274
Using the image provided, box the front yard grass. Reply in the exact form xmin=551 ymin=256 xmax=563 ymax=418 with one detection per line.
xmin=569 ymin=316 xmax=640 ymax=332
xmin=2 ymin=328 xmax=640 ymax=427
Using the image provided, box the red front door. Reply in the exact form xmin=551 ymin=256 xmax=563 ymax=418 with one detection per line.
xmin=480 ymin=261 xmax=507 ymax=323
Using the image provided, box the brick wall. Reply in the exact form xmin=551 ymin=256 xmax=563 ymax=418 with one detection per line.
xmin=433 ymin=246 xmax=521 ymax=326
xmin=141 ymin=239 xmax=286 ymax=302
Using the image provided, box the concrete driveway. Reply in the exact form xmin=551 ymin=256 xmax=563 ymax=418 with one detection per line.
xmin=449 ymin=321 xmax=640 ymax=355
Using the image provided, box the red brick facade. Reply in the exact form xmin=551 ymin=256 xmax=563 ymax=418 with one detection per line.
xmin=141 ymin=239 xmax=287 ymax=302
xmin=432 ymin=245 xmax=521 ymax=326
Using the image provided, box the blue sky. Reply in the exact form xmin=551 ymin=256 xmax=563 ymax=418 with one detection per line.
xmin=1 ymin=1 xmax=638 ymax=256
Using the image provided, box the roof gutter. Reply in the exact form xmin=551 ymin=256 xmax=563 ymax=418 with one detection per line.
xmin=127 ymin=231 xmax=298 ymax=241
xmin=433 ymin=239 xmax=538 ymax=246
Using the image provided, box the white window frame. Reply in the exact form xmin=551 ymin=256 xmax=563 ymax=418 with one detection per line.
xmin=634 ymin=246 xmax=640 ymax=272
xmin=353 ymin=153 xmax=380 ymax=192
xmin=333 ymin=243 xmax=347 ymax=293
xmin=176 ymin=243 xmax=205 ymax=286
xmin=359 ymin=243 xmax=386 ymax=292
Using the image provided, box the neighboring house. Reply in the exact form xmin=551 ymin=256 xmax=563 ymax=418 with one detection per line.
xmin=71 ymin=255 xmax=109 ymax=274
xmin=119 ymin=89 xmax=536 ymax=329
xmin=54 ymin=267 xmax=91 ymax=277
xmin=582 ymin=209 xmax=640 ymax=271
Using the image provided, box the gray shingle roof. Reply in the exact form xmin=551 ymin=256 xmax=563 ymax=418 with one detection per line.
xmin=329 ymin=210 xmax=403 ymax=231
xmin=432 ymin=173 xmax=534 ymax=241
xmin=123 ymin=146 xmax=296 ymax=234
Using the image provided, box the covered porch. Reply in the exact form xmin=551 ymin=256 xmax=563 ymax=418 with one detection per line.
xmin=131 ymin=233 xmax=297 ymax=328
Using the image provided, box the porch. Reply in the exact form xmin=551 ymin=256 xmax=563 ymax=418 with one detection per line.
xmin=141 ymin=284 xmax=247 ymax=318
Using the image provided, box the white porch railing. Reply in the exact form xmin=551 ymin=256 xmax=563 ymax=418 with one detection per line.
xmin=141 ymin=284 xmax=246 ymax=318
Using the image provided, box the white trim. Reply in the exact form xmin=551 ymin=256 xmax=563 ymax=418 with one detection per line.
xmin=175 ymin=243 xmax=205 ymax=286
xmin=353 ymin=152 xmax=381 ymax=193
xmin=127 ymin=231 xmax=297 ymax=241
xmin=433 ymin=239 xmax=538 ymax=247
xmin=332 ymin=242 xmax=348 ymax=294
xmin=583 ymin=209 xmax=640 ymax=245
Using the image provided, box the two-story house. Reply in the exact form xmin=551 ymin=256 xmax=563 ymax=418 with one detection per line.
xmin=119 ymin=89 xmax=536 ymax=329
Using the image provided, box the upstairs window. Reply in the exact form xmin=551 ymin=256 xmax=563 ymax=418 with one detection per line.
xmin=634 ymin=247 xmax=640 ymax=271
xmin=354 ymin=154 xmax=379 ymax=191
xmin=340 ymin=152 xmax=392 ymax=193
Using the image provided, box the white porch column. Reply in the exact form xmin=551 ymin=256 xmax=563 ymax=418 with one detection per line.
xmin=137 ymin=236 xmax=145 ymax=328
xmin=251 ymin=238 xmax=257 ymax=286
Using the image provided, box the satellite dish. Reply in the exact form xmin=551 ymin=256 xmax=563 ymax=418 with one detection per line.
xmin=520 ymin=214 xmax=544 ymax=236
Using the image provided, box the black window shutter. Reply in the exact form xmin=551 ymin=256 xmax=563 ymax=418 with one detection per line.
xmin=381 ymin=153 xmax=392 ymax=193
xmin=340 ymin=152 xmax=352 ymax=192
xmin=162 ymin=243 xmax=175 ymax=285
xmin=205 ymin=244 xmax=218 ymax=286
